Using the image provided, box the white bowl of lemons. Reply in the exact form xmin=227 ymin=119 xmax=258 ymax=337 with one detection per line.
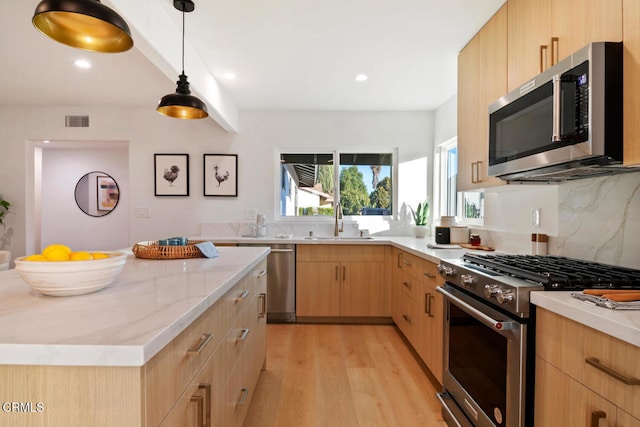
xmin=14 ymin=244 xmax=127 ymax=296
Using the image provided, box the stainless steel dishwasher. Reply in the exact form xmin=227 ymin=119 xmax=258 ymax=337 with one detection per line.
xmin=238 ymin=243 xmax=296 ymax=323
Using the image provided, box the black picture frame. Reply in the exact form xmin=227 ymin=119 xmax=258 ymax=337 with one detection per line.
xmin=154 ymin=154 xmax=189 ymax=196
xmin=203 ymin=154 xmax=238 ymax=197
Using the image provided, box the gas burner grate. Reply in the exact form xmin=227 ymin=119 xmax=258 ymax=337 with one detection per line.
xmin=461 ymin=254 xmax=640 ymax=290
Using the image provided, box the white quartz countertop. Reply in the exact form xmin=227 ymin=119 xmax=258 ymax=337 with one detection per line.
xmin=531 ymin=291 xmax=640 ymax=347
xmin=0 ymin=246 xmax=269 ymax=367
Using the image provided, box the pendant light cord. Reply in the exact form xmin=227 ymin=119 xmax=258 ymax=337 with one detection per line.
xmin=181 ymin=2 xmax=185 ymax=75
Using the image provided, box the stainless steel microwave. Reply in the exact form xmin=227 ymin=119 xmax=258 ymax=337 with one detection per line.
xmin=488 ymin=42 xmax=626 ymax=182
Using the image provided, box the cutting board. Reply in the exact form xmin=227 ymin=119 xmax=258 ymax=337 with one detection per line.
xmin=459 ymin=243 xmax=495 ymax=251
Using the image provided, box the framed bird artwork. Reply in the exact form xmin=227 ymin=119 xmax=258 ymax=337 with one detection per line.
xmin=154 ymin=154 xmax=189 ymax=196
xmin=203 ymin=154 xmax=238 ymax=197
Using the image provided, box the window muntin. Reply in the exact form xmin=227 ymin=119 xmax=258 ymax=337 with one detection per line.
xmin=278 ymin=151 xmax=393 ymax=218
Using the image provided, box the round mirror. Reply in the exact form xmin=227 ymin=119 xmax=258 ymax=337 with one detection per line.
xmin=74 ymin=172 xmax=120 ymax=217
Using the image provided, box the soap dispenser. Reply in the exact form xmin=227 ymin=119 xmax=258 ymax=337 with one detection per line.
xmin=256 ymin=214 xmax=267 ymax=237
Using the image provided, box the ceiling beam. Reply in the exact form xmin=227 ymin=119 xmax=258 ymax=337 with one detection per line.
xmin=105 ymin=0 xmax=239 ymax=133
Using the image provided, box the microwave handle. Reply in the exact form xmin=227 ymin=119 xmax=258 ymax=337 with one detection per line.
xmin=552 ymin=74 xmax=562 ymax=142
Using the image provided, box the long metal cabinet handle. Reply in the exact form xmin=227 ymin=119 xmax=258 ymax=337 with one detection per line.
xmin=551 ymin=37 xmax=559 ymax=66
xmin=187 ymin=333 xmax=213 ymax=356
xmin=402 ymin=314 xmax=411 ymax=323
xmin=258 ymin=293 xmax=267 ymax=318
xmin=237 ymin=388 xmax=250 ymax=405
xmin=335 ymin=265 xmax=339 ymax=280
xmin=343 ymin=266 xmax=346 ymax=281
xmin=397 ymin=252 xmax=402 ymax=268
xmin=270 ymin=249 xmax=293 ymax=253
xmin=591 ymin=410 xmax=606 ymax=427
xmin=402 ymin=259 xmax=411 ymax=266
xmin=424 ymin=272 xmax=435 ymax=279
xmin=236 ymin=328 xmax=250 ymax=342
xmin=402 ymin=281 xmax=412 ymax=289
xmin=257 ymin=270 xmax=267 ymax=278
xmin=190 ymin=395 xmax=204 ymax=427
xmin=199 ymin=384 xmax=211 ymax=427
xmin=476 ymin=161 xmax=483 ymax=183
xmin=235 ymin=290 xmax=250 ymax=302
xmin=585 ymin=357 xmax=640 ymax=385
xmin=471 ymin=162 xmax=478 ymax=183
xmin=436 ymin=286 xmax=517 ymax=331
xmin=427 ymin=294 xmax=435 ymax=317
xmin=552 ymin=74 xmax=562 ymax=142
xmin=425 ymin=293 xmax=430 ymax=315
xmin=539 ymin=44 xmax=548 ymax=72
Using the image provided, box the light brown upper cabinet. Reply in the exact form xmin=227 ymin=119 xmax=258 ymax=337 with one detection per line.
xmin=624 ymin=0 xmax=640 ymax=165
xmin=507 ymin=0 xmax=622 ymax=92
xmin=457 ymin=4 xmax=507 ymax=191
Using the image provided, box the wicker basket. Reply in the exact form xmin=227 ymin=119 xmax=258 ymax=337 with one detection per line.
xmin=132 ymin=240 xmax=206 ymax=260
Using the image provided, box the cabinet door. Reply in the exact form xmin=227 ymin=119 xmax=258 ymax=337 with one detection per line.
xmin=340 ymin=261 xmax=387 ymax=316
xmin=551 ymin=0 xmax=622 ymax=63
xmin=416 ymin=268 xmax=443 ymax=385
xmin=624 ymin=0 xmax=640 ymax=165
xmin=457 ymin=5 xmax=507 ymax=191
xmin=535 ymin=357 xmax=618 ymax=427
xmin=507 ymin=0 xmax=552 ymax=91
xmin=296 ymin=261 xmax=341 ymax=316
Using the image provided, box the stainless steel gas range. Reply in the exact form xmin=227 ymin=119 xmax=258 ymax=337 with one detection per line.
xmin=436 ymin=253 xmax=640 ymax=427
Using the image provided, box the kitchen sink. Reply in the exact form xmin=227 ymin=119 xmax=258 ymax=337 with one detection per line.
xmin=303 ymin=236 xmax=375 ymax=240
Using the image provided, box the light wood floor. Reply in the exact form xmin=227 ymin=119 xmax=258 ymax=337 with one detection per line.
xmin=243 ymin=323 xmax=448 ymax=427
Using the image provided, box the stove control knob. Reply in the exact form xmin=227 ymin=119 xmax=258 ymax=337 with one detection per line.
xmin=437 ymin=264 xmax=455 ymax=277
xmin=460 ymin=274 xmax=475 ymax=286
xmin=496 ymin=289 xmax=514 ymax=304
xmin=484 ymin=284 xmax=500 ymax=298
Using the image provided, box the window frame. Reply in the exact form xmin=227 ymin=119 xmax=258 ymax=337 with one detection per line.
xmin=274 ymin=148 xmax=398 ymax=222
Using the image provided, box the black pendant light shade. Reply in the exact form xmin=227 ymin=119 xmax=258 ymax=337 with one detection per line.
xmin=157 ymin=0 xmax=208 ymax=119
xmin=32 ymin=0 xmax=133 ymax=53
xmin=157 ymin=73 xmax=209 ymax=119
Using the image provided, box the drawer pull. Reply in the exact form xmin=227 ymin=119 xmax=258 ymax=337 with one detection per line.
xmin=187 ymin=333 xmax=213 ymax=356
xmin=257 ymin=270 xmax=267 ymax=278
xmin=585 ymin=357 xmax=640 ymax=385
xmin=235 ymin=290 xmax=250 ymax=302
xmin=402 ymin=314 xmax=411 ymax=323
xmin=402 ymin=281 xmax=412 ymax=289
xmin=590 ymin=410 xmax=606 ymax=427
xmin=402 ymin=260 xmax=411 ymax=266
xmin=258 ymin=293 xmax=267 ymax=318
xmin=190 ymin=395 xmax=204 ymax=427
xmin=423 ymin=272 xmax=435 ymax=279
xmin=237 ymin=387 xmax=249 ymax=405
xmin=236 ymin=328 xmax=250 ymax=342
xmin=199 ymin=384 xmax=211 ymax=427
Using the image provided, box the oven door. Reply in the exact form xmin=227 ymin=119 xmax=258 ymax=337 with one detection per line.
xmin=436 ymin=284 xmax=529 ymax=427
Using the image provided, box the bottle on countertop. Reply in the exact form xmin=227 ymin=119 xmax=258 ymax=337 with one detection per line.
xmin=531 ymin=233 xmax=548 ymax=255
xmin=256 ymin=214 xmax=267 ymax=237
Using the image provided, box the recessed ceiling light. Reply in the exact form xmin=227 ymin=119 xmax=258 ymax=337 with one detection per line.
xmin=223 ymin=72 xmax=237 ymax=80
xmin=355 ymin=74 xmax=368 ymax=82
xmin=74 ymin=59 xmax=92 ymax=69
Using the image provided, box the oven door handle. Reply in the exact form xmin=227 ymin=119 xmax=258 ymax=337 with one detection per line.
xmin=436 ymin=286 xmax=518 ymax=331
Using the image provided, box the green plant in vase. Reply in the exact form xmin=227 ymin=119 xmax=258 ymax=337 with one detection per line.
xmin=0 ymin=197 xmax=10 ymax=225
xmin=409 ymin=199 xmax=429 ymax=238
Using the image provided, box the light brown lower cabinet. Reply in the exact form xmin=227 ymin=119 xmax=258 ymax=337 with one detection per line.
xmin=391 ymin=248 xmax=443 ymax=384
xmin=0 ymin=260 xmax=267 ymax=427
xmin=296 ymin=245 xmax=388 ymax=318
xmin=535 ymin=308 xmax=640 ymax=427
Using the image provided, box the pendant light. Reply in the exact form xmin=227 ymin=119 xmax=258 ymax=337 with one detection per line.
xmin=32 ymin=0 xmax=133 ymax=53
xmin=157 ymin=0 xmax=208 ymax=120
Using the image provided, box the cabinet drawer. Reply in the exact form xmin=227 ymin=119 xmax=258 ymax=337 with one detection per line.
xmin=537 ymin=309 xmax=640 ymax=420
xmin=145 ymin=298 xmax=224 ymax=427
xmin=396 ymin=251 xmax=424 ymax=280
xmin=297 ymin=244 xmax=385 ymax=262
xmin=224 ymin=268 xmax=261 ymax=330
xmin=223 ymin=295 xmax=258 ymax=379
xmin=397 ymin=291 xmax=418 ymax=343
xmin=399 ymin=269 xmax=421 ymax=302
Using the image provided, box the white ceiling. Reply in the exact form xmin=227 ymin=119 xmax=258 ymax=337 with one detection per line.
xmin=2 ymin=1 xmax=505 ymax=117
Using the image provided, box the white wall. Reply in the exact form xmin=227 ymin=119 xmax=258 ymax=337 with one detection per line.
xmin=0 ymin=107 xmax=433 ymax=258
xmin=40 ymin=146 xmax=129 ymax=252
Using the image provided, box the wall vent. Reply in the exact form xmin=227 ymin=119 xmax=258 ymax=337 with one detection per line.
xmin=65 ymin=115 xmax=90 ymax=128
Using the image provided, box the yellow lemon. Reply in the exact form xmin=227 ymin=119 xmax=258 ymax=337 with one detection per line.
xmin=91 ymin=252 xmax=109 ymax=260
xmin=45 ymin=248 xmax=71 ymax=261
xmin=24 ymin=254 xmax=49 ymax=261
xmin=42 ymin=244 xmax=72 ymax=258
xmin=70 ymin=251 xmax=93 ymax=261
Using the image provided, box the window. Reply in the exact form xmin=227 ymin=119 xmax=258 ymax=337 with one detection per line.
xmin=278 ymin=151 xmax=394 ymax=218
xmin=434 ymin=138 xmax=458 ymax=219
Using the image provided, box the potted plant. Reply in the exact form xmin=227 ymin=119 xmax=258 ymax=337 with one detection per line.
xmin=0 ymin=196 xmax=9 ymax=225
xmin=409 ymin=199 xmax=429 ymax=238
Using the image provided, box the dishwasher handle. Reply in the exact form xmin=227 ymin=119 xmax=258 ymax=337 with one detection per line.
xmin=270 ymin=248 xmax=294 ymax=253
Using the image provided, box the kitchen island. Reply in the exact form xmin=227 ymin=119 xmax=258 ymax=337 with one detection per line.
xmin=0 ymin=246 xmax=269 ymax=427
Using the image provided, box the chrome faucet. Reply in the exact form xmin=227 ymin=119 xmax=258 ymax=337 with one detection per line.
xmin=334 ymin=201 xmax=343 ymax=236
